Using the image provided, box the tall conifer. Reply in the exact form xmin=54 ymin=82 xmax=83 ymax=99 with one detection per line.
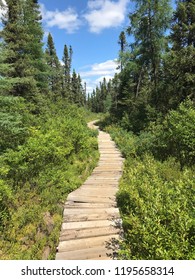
xmin=45 ymin=33 xmax=62 ymax=97
xmin=0 ymin=0 xmax=47 ymax=100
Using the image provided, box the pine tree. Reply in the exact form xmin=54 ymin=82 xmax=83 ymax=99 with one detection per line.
xmin=171 ymin=0 xmax=195 ymax=50
xmin=0 ymin=43 xmax=19 ymax=95
xmin=23 ymin=0 xmax=48 ymax=92
xmin=161 ymin=0 xmax=195 ymax=108
xmin=62 ymin=44 xmax=73 ymax=99
xmin=45 ymin=33 xmax=62 ymax=98
xmin=118 ymin=31 xmax=127 ymax=70
xmin=71 ymin=70 xmax=85 ymax=106
xmin=128 ymin=0 xmax=171 ymax=92
xmin=0 ymin=0 xmax=47 ymax=100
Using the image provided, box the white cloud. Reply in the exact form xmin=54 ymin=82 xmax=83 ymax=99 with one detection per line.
xmin=84 ymin=0 xmax=128 ymax=33
xmin=59 ymin=60 xmax=65 ymax=66
xmin=40 ymin=3 xmax=81 ymax=34
xmin=80 ymin=59 xmax=119 ymax=78
xmin=80 ymin=59 xmax=119 ymax=93
xmin=0 ymin=0 xmax=7 ymax=18
xmin=0 ymin=0 xmax=7 ymax=30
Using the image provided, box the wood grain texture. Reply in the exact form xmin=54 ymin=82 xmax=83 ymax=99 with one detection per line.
xmin=55 ymin=121 xmax=124 ymax=260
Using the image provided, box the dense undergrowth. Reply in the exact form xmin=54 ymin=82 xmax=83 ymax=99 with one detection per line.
xmin=0 ymin=97 xmax=99 ymax=260
xmin=101 ymin=100 xmax=195 ymax=260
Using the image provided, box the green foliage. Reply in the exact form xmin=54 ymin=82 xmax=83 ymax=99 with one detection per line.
xmin=104 ymin=123 xmax=157 ymax=158
xmin=45 ymin=33 xmax=63 ymax=98
xmin=107 ymin=0 xmax=195 ymax=134
xmin=117 ymin=155 xmax=195 ymax=260
xmin=0 ymin=95 xmax=31 ymax=152
xmin=0 ymin=105 xmax=99 ymax=259
xmin=105 ymin=125 xmax=137 ymax=158
xmin=105 ymin=101 xmax=195 ymax=170
xmin=152 ymin=100 xmax=195 ymax=168
xmin=0 ymin=178 xmax=12 ymax=229
xmin=171 ymin=0 xmax=195 ymax=50
xmin=105 ymin=118 xmax=195 ymax=260
xmin=0 ymin=0 xmax=47 ymax=99
xmin=87 ymin=78 xmax=113 ymax=113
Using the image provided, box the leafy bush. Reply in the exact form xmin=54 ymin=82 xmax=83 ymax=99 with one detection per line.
xmin=105 ymin=125 xmax=137 ymax=158
xmin=105 ymin=120 xmax=195 ymax=260
xmin=0 ymin=179 xmax=12 ymax=230
xmin=117 ymin=155 xmax=195 ymax=260
xmin=0 ymin=96 xmax=31 ymax=152
xmin=152 ymin=100 xmax=195 ymax=168
xmin=0 ymin=105 xmax=99 ymax=259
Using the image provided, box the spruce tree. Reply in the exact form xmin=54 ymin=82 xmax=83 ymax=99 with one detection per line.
xmin=62 ymin=44 xmax=73 ymax=99
xmin=71 ymin=70 xmax=85 ymax=106
xmin=118 ymin=31 xmax=127 ymax=70
xmin=161 ymin=0 xmax=195 ymax=108
xmin=111 ymin=0 xmax=172 ymax=130
xmin=0 ymin=0 xmax=47 ymax=100
xmin=45 ymin=33 xmax=62 ymax=98
xmin=23 ymin=0 xmax=48 ymax=93
xmin=0 ymin=45 xmax=18 ymax=96
xmin=171 ymin=0 xmax=195 ymax=50
xmin=128 ymin=0 xmax=171 ymax=91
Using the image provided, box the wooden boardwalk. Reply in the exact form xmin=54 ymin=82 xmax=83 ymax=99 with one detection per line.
xmin=55 ymin=121 xmax=124 ymax=260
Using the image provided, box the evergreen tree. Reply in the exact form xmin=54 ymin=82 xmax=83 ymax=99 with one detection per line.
xmin=0 ymin=0 xmax=47 ymax=100
xmin=128 ymin=0 xmax=171 ymax=94
xmin=160 ymin=0 xmax=195 ymax=109
xmin=71 ymin=69 xmax=78 ymax=104
xmin=171 ymin=0 xmax=195 ymax=50
xmin=77 ymin=74 xmax=86 ymax=106
xmin=23 ymin=0 xmax=48 ymax=92
xmin=109 ymin=0 xmax=172 ymax=131
xmin=0 ymin=42 xmax=19 ymax=95
xmin=62 ymin=44 xmax=73 ymax=99
xmin=71 ymin=70 xmax=85 ymax=106
xmin=45 ymin=33 xmax=62 ymax=98
xmin=118 ymin=31 xmax=127 ymax=70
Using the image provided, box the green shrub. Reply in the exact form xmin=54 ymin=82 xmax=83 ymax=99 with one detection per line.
xmin=0 ymin=105 xmax=99 ymax=259
xmin=104 ymin=121 xmax=195 ymax=260
xmin=0 ymin=179 xmax=12 ymax=229
xmin=117 ymin=155 xmax=195 ymax=260
xmin=105 ymin=125 xmax=137 ymax=158
xmin=0 ymin=96 xmax=31 ymax=152
xmin=152 ymin=100 xmax=195 ymax=168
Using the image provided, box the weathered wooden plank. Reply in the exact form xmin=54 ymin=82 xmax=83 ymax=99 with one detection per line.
xmin=81 ymin=183 xmax=119 ymax=188
xmin=64 ymin=202 xmax=117 ymax=208
xmin=67 ymin=194 xmax=116 ymax=204
xmin=59 ymin=226 xmax=121 ymax=241
xmin=63 ymin=212 xmax=120 ymax=222
xmin=55 ymin=246 xmax=113 ymax=260
xmin=70 ymin=191 xmax=118 ymax=199
xmin=61 ymin=219 xmax=117 ymax=230
xmin=87 ymin=176 xmax=121 ymax=179
xmin=63 ymin=207 xmax=119 ymax=215
xmin=91 ymin=170 xmax=122 ymax=173
xmin=72 ymin=187 xmax=118 ymax=195
xmin=92 ymin=169 xmax=122 ymax=172
xmin=55 ymin=121 xmax=123 ymax=260
xmin=84 ymin=178 xmax=119 ymax=183
xmin=57 ymin=234 xmax=120 ymax=252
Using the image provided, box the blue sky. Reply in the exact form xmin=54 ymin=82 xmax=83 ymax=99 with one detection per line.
xmin=39 ymin=0 xmax=132 ymax=93
xmin=0 ymin=0 xmax=175 ymax=93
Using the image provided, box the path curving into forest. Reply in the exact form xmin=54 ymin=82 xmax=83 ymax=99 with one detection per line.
xmin=55 ymin=121 xmax=124 ymax=260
